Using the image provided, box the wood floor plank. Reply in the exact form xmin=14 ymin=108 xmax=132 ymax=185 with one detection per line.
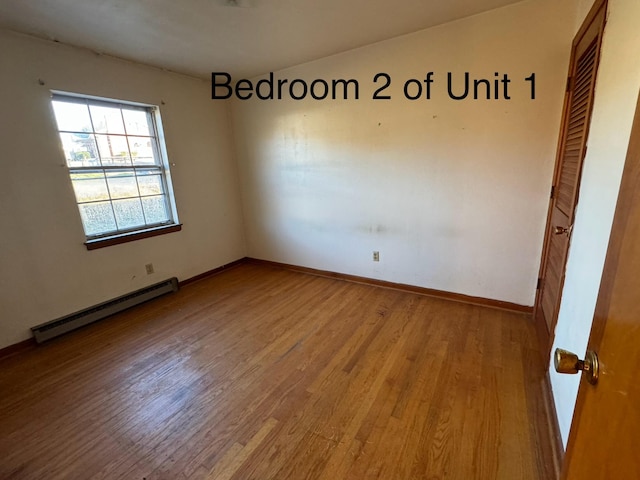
xmin=0 ymin=263 xmax=554 ymax=479
xmin=205 ymin=417 xmax=279 ymax=480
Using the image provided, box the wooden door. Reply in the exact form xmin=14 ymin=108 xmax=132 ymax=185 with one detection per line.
xmin=534 ymin=0 xmax=607 ymax=350
xmin=559 ymin=89 xmax=640 ymax=479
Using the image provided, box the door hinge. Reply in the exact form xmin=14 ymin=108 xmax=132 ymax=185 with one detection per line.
xmin=550 ymin=185 xmax=556 ymax=199
xmin=566 ymin=76 xmax=573 ymax=93
xmin=537 ymin=278 xmax=543 ymax=290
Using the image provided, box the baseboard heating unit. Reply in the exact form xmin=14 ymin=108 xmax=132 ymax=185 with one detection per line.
xmin=31 ymin=277 xmax=179 ymax=343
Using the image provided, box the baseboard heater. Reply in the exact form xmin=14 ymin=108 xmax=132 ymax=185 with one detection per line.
xmin=31 ymin=277 xmax=179 ymax=343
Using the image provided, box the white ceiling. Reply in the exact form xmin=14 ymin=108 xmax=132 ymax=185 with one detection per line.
xmin=0 ymin=0 xmax=525 ymax=79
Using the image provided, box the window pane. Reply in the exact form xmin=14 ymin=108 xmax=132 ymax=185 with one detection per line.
xmin=112 ymin=198 xmax=145 ymax=229
xmin=52 ymin=101 xmax=92 ymax=133
xmin=122 ymin=109 xmax=152 ymax=136
xmin=79 ymin=201 xmax=117 ymax=236
xmin=129 ymin=136 xmax=157 ymax=165
xmin=137 ymin=171 xmax=164 ymax=196
xmin=89 ymin=105 xmax=126 ymax=134
xmin=71 ymin=172 xmax=110 ymax=203
xmin=95 ymin=134 xmax=132 ymax=166
xmin=142 ymin=195 xmax=170 ymax=224
xmin=106 ymin=171 xmax=139 ymax=199
xmin=58 ymin=132 xmax=100 ymax=167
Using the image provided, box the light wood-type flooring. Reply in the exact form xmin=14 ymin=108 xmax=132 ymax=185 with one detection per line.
xmin=0 ymin=263 xmax=554 ymax=479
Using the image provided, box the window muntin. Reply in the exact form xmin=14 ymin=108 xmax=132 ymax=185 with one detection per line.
xmin=51 ymin=94 xmax=178 ymax=241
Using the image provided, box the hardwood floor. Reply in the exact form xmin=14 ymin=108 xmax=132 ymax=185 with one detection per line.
xmin=0 ymin=263 xmax=555 ymax=479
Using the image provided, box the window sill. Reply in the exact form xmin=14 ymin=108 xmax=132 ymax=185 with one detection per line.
xmin=84 ymin=224 xmax=182 ymax=250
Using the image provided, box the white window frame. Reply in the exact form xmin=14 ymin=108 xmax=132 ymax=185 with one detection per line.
xmin=51 ymin=92 xmax=180 ymax=249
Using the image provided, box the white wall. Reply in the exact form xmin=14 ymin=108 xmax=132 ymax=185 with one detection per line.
xmin=575 ymin=0 xmax=597 ymax=32
xmin=0 ymin=30 xmax=246 ymax=349
xmin=232 ymin=0 xmax=579 ymax=306
xmin=551 ymin=0 xmax=640 ymax=446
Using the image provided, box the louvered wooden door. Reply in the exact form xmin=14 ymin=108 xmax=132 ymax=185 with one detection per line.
xmin=534 ymin=0 xmax=607 ymax=347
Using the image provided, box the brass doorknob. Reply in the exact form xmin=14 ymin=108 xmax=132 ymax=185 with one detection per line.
xmin=554 ymin=226 xmax=569 ymax=235
xmin=554 ymin=348 xmax=599 ymax=385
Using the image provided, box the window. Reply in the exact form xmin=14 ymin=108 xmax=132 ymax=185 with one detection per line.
xmin=51 ymin=93 xmax=180 ymax=249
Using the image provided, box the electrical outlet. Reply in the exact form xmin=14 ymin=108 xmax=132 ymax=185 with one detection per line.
xmin=373 ymin=251 xmax=380 ymax=262
xmin=145 ymin=263 xmax=154 ymax=275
